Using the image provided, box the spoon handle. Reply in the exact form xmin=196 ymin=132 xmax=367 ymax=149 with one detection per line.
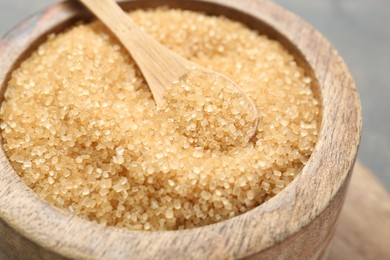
xmin=78 ymin=0 xmax=189 ymax=106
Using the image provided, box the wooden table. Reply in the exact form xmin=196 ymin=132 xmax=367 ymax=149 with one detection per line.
xmin=329 ymin=162 xmax=390 ymax=259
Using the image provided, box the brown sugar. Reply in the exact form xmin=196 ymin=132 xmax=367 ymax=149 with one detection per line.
xmin=165 ymin=68 xmax=257 ymax=150
xmin=0 ymin=8 xmax=320 ymax=231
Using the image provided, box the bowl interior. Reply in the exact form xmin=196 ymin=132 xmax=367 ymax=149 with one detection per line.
xmin=0 ymin=0 xmax=323 ymax=226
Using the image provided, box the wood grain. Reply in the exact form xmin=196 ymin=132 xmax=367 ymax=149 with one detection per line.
xmin=329 ymin=162 xmax=390 ymax=260
xmin=0 ymin=0 xmax=362 ymax=259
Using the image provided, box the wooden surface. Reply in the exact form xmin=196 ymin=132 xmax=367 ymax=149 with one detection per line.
xmin=0 ymin=0 xmax=361 ymax=259
xmin=329 ymin=162 xmax=390 ymax=260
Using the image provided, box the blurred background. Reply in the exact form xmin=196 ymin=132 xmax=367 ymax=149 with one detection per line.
xmin=0 ymin=0 xmax=389 ymax=191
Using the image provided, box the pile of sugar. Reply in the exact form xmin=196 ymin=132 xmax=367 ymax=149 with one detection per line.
xmin=165 ymin=68 xmax=257 ymax=150
xmin=0 ymin=9 xmax=320 ymax=231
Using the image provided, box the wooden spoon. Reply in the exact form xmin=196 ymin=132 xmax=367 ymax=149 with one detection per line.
xmin=78 ymin=0 xmax=258 ymax=139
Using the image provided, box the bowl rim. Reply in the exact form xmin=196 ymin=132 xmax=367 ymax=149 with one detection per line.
xmin=0 ymin=0 xmax=362 ymax=258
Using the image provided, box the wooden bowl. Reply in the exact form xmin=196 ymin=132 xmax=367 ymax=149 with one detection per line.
xmin=0 ymin=0 xmax=361 ymax=259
